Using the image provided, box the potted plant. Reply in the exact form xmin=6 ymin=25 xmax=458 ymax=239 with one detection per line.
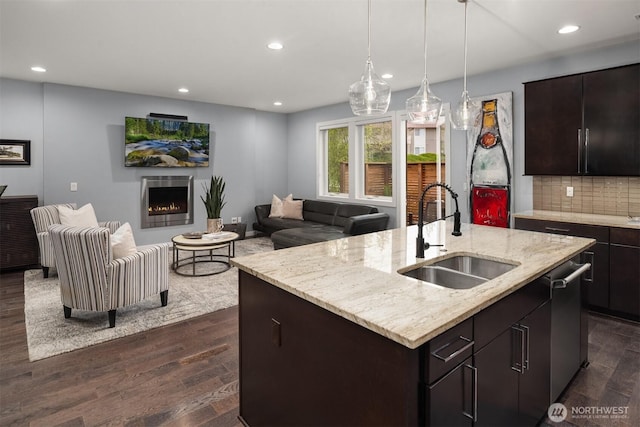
xmin=201 ymin=175 xmax=226 ymax=233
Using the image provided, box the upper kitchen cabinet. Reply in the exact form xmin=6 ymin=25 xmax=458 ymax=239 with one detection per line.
xmin=525 ymin=63 xmax=639 ymax=176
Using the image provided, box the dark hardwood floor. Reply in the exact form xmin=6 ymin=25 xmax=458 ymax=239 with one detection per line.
xmin=1 ymin=270 xmax=638 ymax=426
xmin=0 ymin=270 xmax=243 ymax=427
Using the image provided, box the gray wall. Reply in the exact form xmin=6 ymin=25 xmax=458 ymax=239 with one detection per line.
xmin=1 ymin=80 xmax=289 ymax=245
xmin=286 ymin=40 xmax=640 ymax=226
xmin=0 ymin=79 xmax=44 ymax=200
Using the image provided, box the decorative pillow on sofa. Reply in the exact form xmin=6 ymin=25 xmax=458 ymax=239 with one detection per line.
xmin=111 ymin=222 xmax=138 ymax=259
xmin=269 ymin=193 xmax=293 ymax=218
xmin=58 ymin=203 xmax=99 ymax=227
xmin=282 ymin=199 xmax=304 ymax=220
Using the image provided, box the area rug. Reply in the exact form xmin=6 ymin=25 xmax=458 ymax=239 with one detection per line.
xmin=24 ymin=237 xmax=273 ymax=361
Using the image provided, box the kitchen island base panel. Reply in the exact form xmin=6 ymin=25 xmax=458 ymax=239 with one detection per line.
xmin=234 ymin=224 xmax=595 ymax=426
xmin=239 ymin=271 xmax=420 ymax=426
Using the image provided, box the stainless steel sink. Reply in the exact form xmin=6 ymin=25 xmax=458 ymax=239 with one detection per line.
xmin=402 ymin=266 xmax=487 ymax=289
xmin=431 ymin=256 xmax=517 ymax=280
xmin=401 ymin=255 xmax=517 ymax=290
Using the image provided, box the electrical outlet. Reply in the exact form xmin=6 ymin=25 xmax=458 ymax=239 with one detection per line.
xmin=566 ymin=186 xmax=574 ymax=197
xmin=231 ymin=217 xmax=238 ymax=224
xmin=237 ymin=216 xmax=242 ymax=223
xmin=70 ymin=182 xmax=78 ymax=192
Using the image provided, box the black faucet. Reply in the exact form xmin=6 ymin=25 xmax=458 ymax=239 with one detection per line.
xmin=416 ymin=182 xmax=462 ymax=258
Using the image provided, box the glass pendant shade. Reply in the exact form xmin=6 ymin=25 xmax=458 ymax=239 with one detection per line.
xmin=406 ymin=76 xmax=442 ymax=124
xmin=451 ymin=90 xmax=479 ymax=130
xmin=450 ymin=0 xmax=479 ymax=130
xmin=349 ymin=59 xmax=391 ymax=116
xmin=405 ymin=0 xmax=441 ymax=125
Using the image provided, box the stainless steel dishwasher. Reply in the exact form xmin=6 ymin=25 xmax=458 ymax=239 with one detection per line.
xmin=545 ymin=254 xmax=593 ymax=402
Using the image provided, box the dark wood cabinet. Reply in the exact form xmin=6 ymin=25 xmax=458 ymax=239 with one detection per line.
xmin=239 ymin=263 xmax=579 ymax=426
xmin=583 ymin=65 xmax=640 ymax=176
xmin=426 ymin=356 xmax=474 ymax=427
xmin=524 ymin=63 xmax=640 ymax=176
xmin=514 ymin=217 xmax=610 ymax=311
xmin=424 ymin=318 xmax=474 ymax=426
xmin=475 ymin=303 xmax=552 ymax=427
xmin=609 ymin=227 xmax=640 ymax=319
xmin=475 ymin=327 xmax=520 ymax=426
xmin=515 ymin=217 xmax=639 ymax=321
xmin=238 ymin=271 xmax=420 ymax=426
xmin=525 ymin=74 xmax=582 ymax=175
xmin=474 ymin=278 xmax=551 ymax=427
xmin=0 ymin=195 xmax=39 ymax=270
xmin=519 ymin=301 xmax=552 ymax=425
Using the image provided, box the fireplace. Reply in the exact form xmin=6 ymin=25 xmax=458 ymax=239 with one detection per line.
xmin=141 ymin=176 xmax=194 ymax=229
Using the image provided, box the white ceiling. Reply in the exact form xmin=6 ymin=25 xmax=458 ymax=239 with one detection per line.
xmin=1 ymin=0 xmax=638 ymax=113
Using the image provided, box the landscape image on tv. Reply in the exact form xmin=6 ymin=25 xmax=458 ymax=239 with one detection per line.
xmin=125 ymin=116 xmax=210 ymax=167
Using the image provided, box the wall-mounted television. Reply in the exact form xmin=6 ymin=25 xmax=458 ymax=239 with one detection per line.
xmin=125 ymin=116 xmax=210 ymax=167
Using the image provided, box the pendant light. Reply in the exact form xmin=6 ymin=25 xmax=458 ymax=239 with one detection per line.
xmin=405 ymin=0 xmax=442 ymax=124
xmin=349 ymin=0 xmax=390 ymax=116
xmin=451 ymin=0 xmax=480 ymax=130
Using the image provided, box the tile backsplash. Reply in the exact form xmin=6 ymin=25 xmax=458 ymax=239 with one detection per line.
xmin=533 ymin=176 xmax=640 ymax=217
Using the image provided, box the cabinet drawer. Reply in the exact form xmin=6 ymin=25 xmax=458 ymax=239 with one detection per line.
xmin=474 ymin=277 xmax=549 ymax=351
xmin=610 ymin=227 xmax=640 ymax=247
xmin=515 ymin=218 xmax=609 ymax=242
xmin=425 ymin=317 xmax=473 ymax=385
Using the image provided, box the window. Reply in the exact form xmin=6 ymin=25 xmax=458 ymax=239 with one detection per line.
xmin=317 ymin=115 xmax=397 ymax=206
xmin=362 ymin=121 xmax=392 ymax=198
xmin=326 ymin=127 xmax=349 ymax=194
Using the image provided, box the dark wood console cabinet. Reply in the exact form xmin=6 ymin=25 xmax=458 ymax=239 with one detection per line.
xmin=524 ymin=63 xmax=639 ymax=176
xmin=0 ymin=195 xmax=39 ymax=270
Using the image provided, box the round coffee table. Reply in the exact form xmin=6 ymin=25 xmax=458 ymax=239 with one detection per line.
xmin=172 ymin=232 xmax=239 ymax=276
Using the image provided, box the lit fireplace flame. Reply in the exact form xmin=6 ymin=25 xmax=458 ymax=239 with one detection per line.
xmin=148 ymin=202 xmax=184 ymax=214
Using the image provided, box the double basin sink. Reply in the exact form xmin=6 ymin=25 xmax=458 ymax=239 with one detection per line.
xmin=401 ymin=255 xmax=518 ymax=289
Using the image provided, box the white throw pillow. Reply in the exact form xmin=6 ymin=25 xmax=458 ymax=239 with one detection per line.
xmin=58 ymin=203 xmax=99 ymax=227
xmin=111 ymin=222 xmax=138 ymax=259
xmin=269 ymin=193 xmax=293 ymax=218
xmin=282 ymin=199 xmax=304 ymax=220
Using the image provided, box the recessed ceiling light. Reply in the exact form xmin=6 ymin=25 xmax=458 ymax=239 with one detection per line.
xmin=382 ymin=73 xmax=393 ymax=79
xmin=31 ymin=66 xmax=46 ymax=72
xmin=558 ymin=25 xmax=580 ymax=34
xmin=267 ymin=42 xmax=283 ymax=50
xmin=178 ymin=88 xmax=189 ymax=93
xmin=273 ymin=101 xmax=283 ymax=106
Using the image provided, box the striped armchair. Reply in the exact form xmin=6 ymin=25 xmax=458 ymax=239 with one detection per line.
xmin=30 ymin=204 xmax=121 ymax=278
xmin=48 ymin=224 xmax=170 ymax=328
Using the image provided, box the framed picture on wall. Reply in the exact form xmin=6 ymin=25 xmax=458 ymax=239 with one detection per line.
xmin=0 ymin=139 xmax=31 ymax=166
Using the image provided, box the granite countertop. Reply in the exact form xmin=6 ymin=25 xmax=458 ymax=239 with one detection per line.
xmin=232 ymin=222 xmax=595 ymax=349
xmin=513 ymin=210 xmax=640 ymax=229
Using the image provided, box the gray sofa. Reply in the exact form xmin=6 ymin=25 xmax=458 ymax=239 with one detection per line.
xmin=253 ymin=200 xmax=389 ymax=249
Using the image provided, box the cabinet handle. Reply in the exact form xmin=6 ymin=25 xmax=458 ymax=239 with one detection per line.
xmin=271 ymin=318 xmax=281 ymax=347
xmin=577 ymin=129 xmax=582 ymax=174
xmin=551 ymin=262 xmax=591 ymax=289
xmin=463 ymin=364 xmax=478 ymax=422
xmin=544 ymin=226 xmax=570 ymax=233
xmin=584 ymin=128 xmax=590 ymax=174
xmin=582 ymin=251 xmax=594 ymax=283
xmin=521 ymin=324 xmax=530 ymax=371
xmin=511 ymin=325 xmax=526 ymax=374
xmin=431 ymin=336 xmax=474 ymax=363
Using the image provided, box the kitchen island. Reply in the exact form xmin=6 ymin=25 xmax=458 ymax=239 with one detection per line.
xmin=232 ymin=222 xmax=595 ymax=426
